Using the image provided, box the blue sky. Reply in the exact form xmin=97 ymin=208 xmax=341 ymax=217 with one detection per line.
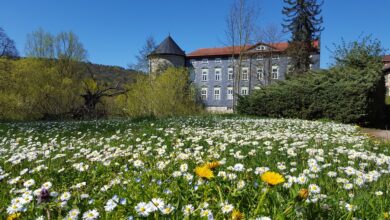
xmin=1 ymin=0 xmax=389 ymax=69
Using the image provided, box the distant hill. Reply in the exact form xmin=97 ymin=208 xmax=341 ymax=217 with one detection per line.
xmin=84 ymin=62 xmax=141 ymax=84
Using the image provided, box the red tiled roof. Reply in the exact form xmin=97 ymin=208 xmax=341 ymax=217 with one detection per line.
xmin=187 ymin=40 xmax=320 ymax=57
xmin=383 ymin=55 xmax=390 ymax=63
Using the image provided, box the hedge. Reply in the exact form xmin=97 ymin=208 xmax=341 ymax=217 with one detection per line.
xmin=237 ymin=66 xmax=386 ymax=127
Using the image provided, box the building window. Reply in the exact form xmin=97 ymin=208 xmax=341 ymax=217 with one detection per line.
xmin=215 ymin=68 xmax=221 ymax=81
xmin=256 ymin=55 xmax=263 ymax=61
xmin=201 ymin=88 xmax=207 ymax=100
xmin=241 ymin=87 xmax=248 ymax=96
xmin=272 ymin=66 xmax=279 ymax=79
xmin=227 ymin=87 xmax=233 ymax=100
xmin=228 ymin=68 xmax=233 ymax=80
xmin=228 ymin=57 xmax=234 ymax=63
xmin=254 ymin=86 xmax=261 ymax=90
xmin=202 ymin=59 xmax=208 ymax=64
xmin=256 ymin=45 xmax=266 ymax=51
xmin=191 ymin=59 xmax=196 ymax=65
xmin=214 ymin=88 xmax=221 ymax=100
xmin=242 ymin=67 xmax=249 ymax=81
xmin=287 ymin=65 xmax=293 ymax=74
xmin=202 ymin=69 xmax=208 ymax=81
xmin=215 ymin=58 xmax=222 ymax=63
xmin=272 ymin=55 xmax=279 ymax=60
xmin=257 ymin=66 xmax=264 ymax=80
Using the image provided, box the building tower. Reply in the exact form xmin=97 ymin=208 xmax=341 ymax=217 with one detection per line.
xmin=148 ymin=36 xmax=186 ymax=74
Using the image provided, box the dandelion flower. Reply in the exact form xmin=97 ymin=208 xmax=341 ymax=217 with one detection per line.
xmin=195 ymin=165 xmax=214 ymax=180
xmin=231 ymin=209 xmax=244 ymax=220
xmin=298 ymin=188 xmax=309 ymax=200
xmin=7 ymin=213 xmax=21 ymax=220
xmin=260 ymin=171 xmax=285 ymax=186
xmin=207 ymin=161 xmax=221 ymax=169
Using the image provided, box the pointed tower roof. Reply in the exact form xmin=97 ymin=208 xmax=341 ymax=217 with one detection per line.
xmin=150 ymin=36 xmax=185 ymax=56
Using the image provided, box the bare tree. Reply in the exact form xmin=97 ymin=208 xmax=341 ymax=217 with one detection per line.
xmin=128 ymin=36 xmax=157 ymax=73
xmin=55 ymin=31 xmax=87 ymax=62
xmin=256 ymin=24 xmax=286 ymax=85
xmin=225 ymin=0 xmax=258 ymax=110
xmin=25 ymin=28 xmax=55 ymax=58
xmin=0 ymin=27 xmax=19 ymax=58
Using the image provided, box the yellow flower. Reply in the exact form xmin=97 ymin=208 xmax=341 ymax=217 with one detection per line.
xmin=384 ymin=212 xmax=389 ymax=219
xmin=7 ymin=213 xmax=21 ymax=220
xmin=298 ymin=188 xmax=309 ymax=200
xmin=195 ymin=165 xmax=214 ymax=180
xmin=260 ymin=171 xmax=285 ymax=186
xmin=206 ymin=161 xmax=221 ymax=169
xmin=231 ymin=209 xmax=245 ymax=220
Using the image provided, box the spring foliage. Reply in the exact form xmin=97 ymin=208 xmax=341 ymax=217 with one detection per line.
xmin=115 ymin=67 xmax=202 ymax=118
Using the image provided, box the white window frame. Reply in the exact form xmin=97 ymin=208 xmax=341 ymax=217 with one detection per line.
xmin=215 ymin=68 xmax=221 ymax=81
xmin=215 ymin=58 xmax=222 ymax=63
xmin=272 ymin=55 xmax=280 ymax=60
xmin=254 ymin=86 xmax=261 ymax=90
xmin=201 ymin=88 xmax=208 ymax=100
xmin=190 ymin=59 xmax=196 ymax=65
xmin=256 ymin=55 xmax=263 ymax=61
xmin=227 ymin=87 xmax=233 ymax=100
xmin=257 ymin=66 xmax=264 ymax=80
xmin=214 ymin=88 xmax=221 ymax=100
xmin=241 ymin=87 xmax=249 ymax=96
xmin=202 ymin=58 xmax=208 ymax=64
xmin=287 ymin=65 xmax=293 ymax=74
xmin=201 ymin=69 xmax=209 ymax=81
xmin=228 ymin=68 xmax=233 ymax=81
xmin=242 ymin=67 xmax=249 ymax=81
xmin=272 ymin=66 xmax=279 ymax=79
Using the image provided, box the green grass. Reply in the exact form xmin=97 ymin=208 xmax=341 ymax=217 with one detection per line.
xmin=0 ymin=116 xmax=389 ymax=219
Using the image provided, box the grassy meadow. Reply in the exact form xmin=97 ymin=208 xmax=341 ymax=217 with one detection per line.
xmin=1 ymin=116 xmax=390 ymax=219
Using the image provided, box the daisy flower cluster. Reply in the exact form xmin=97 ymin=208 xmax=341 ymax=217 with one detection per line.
xmin=0 ymin=117 xmax=389 ymax=219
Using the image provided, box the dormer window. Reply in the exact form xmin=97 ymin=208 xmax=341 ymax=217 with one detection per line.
xmin=256 ymin=45 xmax=266 ymax=51
xmin=202 ymin=59 xmax=208 ymax=64
xmin=215 ymin=58 xmax=222 ymax=63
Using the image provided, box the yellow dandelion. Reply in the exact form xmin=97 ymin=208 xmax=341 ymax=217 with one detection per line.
xmin=206 ymin=161 xmax=221 ymax=169
xmin=7 ymin=213 xmax=21 ymax=220
xmin=231 ymin=209 xmax=245 ymax=220
xmin=298 ymin=188 xmax=309 ymax=200
xmin=195 ymin=165 xmax=214 ymax=180
xmin=260 ymin=171 xmax=285 ymax=186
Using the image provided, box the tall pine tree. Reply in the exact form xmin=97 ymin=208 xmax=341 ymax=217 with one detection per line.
xmin=282 ymin=0 xmax=323 ymax=75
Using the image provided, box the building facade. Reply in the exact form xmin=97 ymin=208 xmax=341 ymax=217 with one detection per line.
xmin=149 ymin=36 xmax=321 ymax=112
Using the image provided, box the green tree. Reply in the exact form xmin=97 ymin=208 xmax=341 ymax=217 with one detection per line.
xmin=282 ymin=0 xmax=323 ymax=75
xmin=118 ymin=67 xmax=201 ymax=117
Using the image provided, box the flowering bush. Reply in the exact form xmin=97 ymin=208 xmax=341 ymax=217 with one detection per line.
xmin=0 ymin=116 xmax=389 ymax=219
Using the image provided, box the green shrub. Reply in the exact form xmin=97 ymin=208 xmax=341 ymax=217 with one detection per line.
xmin=237 ymin=67 xmax=385 ymax=127
xmin=115 ymin=67 xmax=203 ymax=118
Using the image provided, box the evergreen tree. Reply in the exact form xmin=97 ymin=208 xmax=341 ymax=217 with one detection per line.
xmin=282 ymin=0 xmax=323 ymax=75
